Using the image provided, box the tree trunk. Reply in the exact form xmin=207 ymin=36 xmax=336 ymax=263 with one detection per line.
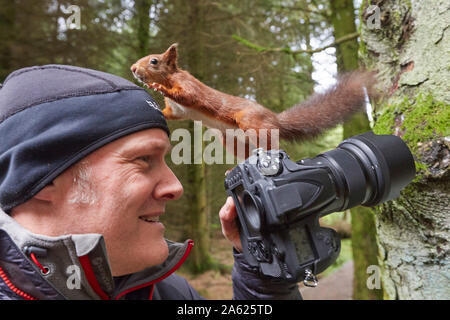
xmin=361 ymin=0 xmax=450 ymax=299
xmin=330 ymin=0 xmax=359 ymax=72
xmin=184 ymin=0 xmax=213 ymax=273
xmin=135 ymin=0 xmax=152 ymax=57
xmin=330 ymin=0 xmax=382 ymax=300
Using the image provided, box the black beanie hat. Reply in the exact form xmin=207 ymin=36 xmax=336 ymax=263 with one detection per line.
xmin=0 ymin=65 xmax=169 ymax=212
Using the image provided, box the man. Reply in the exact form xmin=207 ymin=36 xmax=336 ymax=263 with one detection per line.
xmin=0 ymin=65 xmax=301 ymax=300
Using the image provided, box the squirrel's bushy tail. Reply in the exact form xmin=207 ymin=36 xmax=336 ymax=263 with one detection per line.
xmin=277 ymin=71 xmax=379 ymax=141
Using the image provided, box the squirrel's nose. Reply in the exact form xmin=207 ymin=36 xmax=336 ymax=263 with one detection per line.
xmin=131 ymin=64 xmax=137 ymax=73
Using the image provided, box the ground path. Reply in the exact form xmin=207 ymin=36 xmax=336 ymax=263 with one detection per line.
xmin=299 ymin=261 xmax=354 ymax=300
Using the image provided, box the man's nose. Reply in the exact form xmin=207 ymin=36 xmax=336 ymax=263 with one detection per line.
xmin=155 ymin=167 xmax=184 ymax=201
xmin=131 ymin=64 xmax=137 ymax=73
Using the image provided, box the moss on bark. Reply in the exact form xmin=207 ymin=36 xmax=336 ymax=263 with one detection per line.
xmin=374 ymin=93 xmax=450 ymax=182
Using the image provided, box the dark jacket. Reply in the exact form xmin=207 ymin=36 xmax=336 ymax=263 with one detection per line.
xmin=0 ymin=210 xmax=301 ymax=300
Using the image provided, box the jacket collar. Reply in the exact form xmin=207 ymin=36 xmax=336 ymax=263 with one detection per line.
xmin=0 ymin=209 xmax=192 ymax=300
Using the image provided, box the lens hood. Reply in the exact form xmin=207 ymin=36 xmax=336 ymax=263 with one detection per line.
xmin=339 ymin=132 xmax=416 ymax=206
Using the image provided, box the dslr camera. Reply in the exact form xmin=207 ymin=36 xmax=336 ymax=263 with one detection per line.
xmin=225 ymin=131 xmax=415 ymax=286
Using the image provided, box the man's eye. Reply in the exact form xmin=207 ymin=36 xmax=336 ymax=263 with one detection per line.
xmin=136 ymin=156 xmax=152 ymax=165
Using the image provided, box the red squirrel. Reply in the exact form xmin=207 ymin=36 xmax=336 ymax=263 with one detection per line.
xmin=131 ymin=43 xmax=379 ymax=157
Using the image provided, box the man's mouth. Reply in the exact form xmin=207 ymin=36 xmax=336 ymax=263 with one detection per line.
xmin=139 ymin=215 xmax=161 ymax=223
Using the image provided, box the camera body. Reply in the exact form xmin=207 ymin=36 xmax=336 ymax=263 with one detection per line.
xmin=225 ymin=149 xmax=341 ymax=283
xmin=225 ymin=132 xmax=416 ymax=283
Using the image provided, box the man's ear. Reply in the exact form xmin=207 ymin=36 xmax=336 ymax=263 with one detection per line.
xmin=163 ymin=43 xmax=178 ymax=68
xmin=33 ymin=183 xmax=56 ymax=202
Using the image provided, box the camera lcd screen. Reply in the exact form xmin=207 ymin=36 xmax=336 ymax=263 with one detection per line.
xmin=288 ymin=225 xmax=315 ymax=266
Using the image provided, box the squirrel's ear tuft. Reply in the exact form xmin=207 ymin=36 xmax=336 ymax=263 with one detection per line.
xmin=164 ymin=43 xmax=178 ymax=67
xmin=165 ymin=43 xmax=178 ymax=55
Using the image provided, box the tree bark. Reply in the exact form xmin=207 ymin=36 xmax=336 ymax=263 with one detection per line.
xmin=361 ymin=0 xmax=450 ymax=299
xmin=330 ymin=0 xmax=382 ymax=300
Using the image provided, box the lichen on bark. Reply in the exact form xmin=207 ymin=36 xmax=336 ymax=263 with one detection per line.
xmin=374 ymin=179 xmax=449 ymax=299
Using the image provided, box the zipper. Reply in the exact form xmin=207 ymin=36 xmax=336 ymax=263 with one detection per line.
xmin=0 ymin=265 xmax=38 ymax=300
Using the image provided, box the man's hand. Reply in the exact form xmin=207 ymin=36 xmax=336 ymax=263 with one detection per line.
xmin=219 ymin=196 xmax=242 ymax=252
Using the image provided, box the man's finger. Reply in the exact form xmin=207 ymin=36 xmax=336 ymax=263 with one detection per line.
xmin=219 ymin=197 xmax=234 ymax=220
xmin=219 ymin=197 xmax=242 ymax=252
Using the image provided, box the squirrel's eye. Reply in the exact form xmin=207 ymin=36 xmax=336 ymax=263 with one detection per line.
xmin=150 ymin=58 xmax=158 ymax=65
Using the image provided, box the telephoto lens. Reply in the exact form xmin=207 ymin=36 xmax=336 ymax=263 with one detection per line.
xmin=301 ymin=131 xmax=416 ymax=213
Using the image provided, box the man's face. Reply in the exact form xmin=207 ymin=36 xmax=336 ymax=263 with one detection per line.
xmin=52 ymin=128 xmax=183 ymax=276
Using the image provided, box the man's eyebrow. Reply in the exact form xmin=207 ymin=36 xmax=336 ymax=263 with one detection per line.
xmin=122 ymin=141 xmax=172 ymax=156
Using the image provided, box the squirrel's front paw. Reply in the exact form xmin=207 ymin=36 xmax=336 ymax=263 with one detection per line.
xmin=149 ymin=82 xmax=166 ymax=94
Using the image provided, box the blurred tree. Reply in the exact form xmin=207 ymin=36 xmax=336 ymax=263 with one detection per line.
xmin=0 ymin=0 xmax=16 ymax=81
xmin=362 ymin=0 xmax=449 ymax=299
xmin=181 ymin=0 xmax=212 ymax=273
xmin=135 ymin=0 xmax=152 ymax=58
xmin=330 ymin=0 xmax=382 ymax=300
xmin=0 ymin=0 xmax=129 ymax=81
